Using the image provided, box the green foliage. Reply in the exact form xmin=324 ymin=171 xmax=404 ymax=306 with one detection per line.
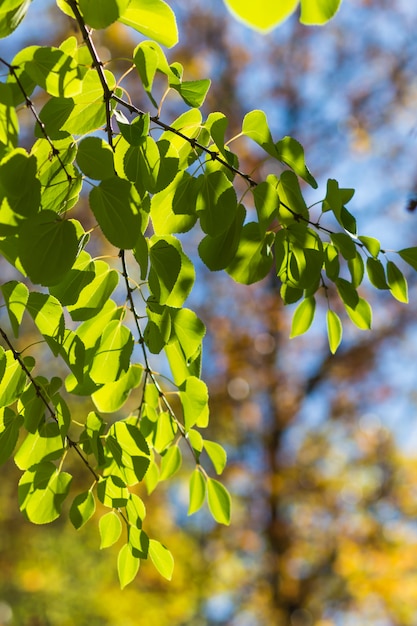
xmin=0 ymin=0 xmax=414 ymax=589
xmin=222 ymin=0 xmax=342 ymax=30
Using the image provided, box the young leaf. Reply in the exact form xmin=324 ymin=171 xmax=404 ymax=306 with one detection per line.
xmin=89 ymin=177 xmax=143 ymax=250
xmin=25 ymin=46 xmax=82 ymax=98
xmin=223 ymin=0 xmax=298 ymax=31
xmin=300 ymin=0 xmax=342 ymax=25
xmin=18 ymin=212 xmax=79 ymax=286
xmin=290 ymin=297 xmax=316 ymax=338
xmin=359 ymin=235 xmax=380 ymax=258
xmin=89 ymin=320 xmax=134 ymax=384
xmin=76 ymin=137 xmax=115 ymax=180
xmin=226 ymin=223 xmax=274 ymax=285
xmin=275 ymin=136 xmax=317 ymax=188
xmin=148 ymin=235 xmax=195 ymax=307
xmin=398 ymin=247 xmax=417 ymax=271
xmin=326 ymin=309 xmax=342 ymax=354
xmin=171 ymin=79 xmax=211 ymax=108
xmin=99 ymin=511 xmax=122 ymax=549
xmin=70 ymin=491 xmax=96 ymax=530
xmin=92 ymin=365 xmax=143 ymax=413
xmin=366 ymin=257 xmax=388 ymax=290
xmin=18 ymin=463 xmax=72 ymax=524
xmin=118 ymin=0 xmax=178 ymax=48
xmin=118 ymin=543 xmax=140 ymax=589
xmin=387 ymin=260 xmax=408 ymax=303
xmin=159 ymin=445 xmax=182 ymax=481
xmin=203 ymin=440 xmax=227 ymax=475
xmin=179 ymin=376 xmax=209 ymax=430
xmin=78 ymin=0 xmax=129 ymax=29
xmin=207 ymin=477 xmax=231 ymax=525
xmin=344 ymin=297 xmax=372 ymax=330
xmin=0 ymin=407 xmax=23 ymax=466
xmin=1 ymin=280 xmax=29 ymax=337
xmin=188 ymin=468 xmax=206 ymax=515
xmin=149 ymin=539 xmax=174 ymax=580
xmin=97 ymin=475 xmax=129 ymax=508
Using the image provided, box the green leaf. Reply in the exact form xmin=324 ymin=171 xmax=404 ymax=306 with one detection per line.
xmin=242 ymin=109 xmax=277 ymax=158
xmin=144 ymin=302 xmax=172 ymax=354
xmin=78 ymin=0 xmax=129 ymax=29
xmin=18 ymin=211 xmax=79 ymax=286
xmin=150 ymin=171 xmax=198 ymax=235
xmin=207 ymin=477 xmax=231 ymax=526
xmin=226 ymin=223 xmax=274 ymax=285
xmin=223 ymin=0 xmax=299 ymax=31
xmin=387 ymin=261 xmax=408 ymax=303
xmin=91 ymin=364 xmax=143 ymax=413
xmin=97 ymin=475 xmax=129 ymax=508
xmin=336 ymin=278 xmax=359 ymax=309
xmin=196 ymin=171 xmax=238 ymax=237
xmin=118 ymin=544 xmax=140 ymax=589
xmin=203 ymin=440 xmax=227 ymax=475
xmin=277 ymin=170 xmax=309 ymax=223
xmin=252 ymin=181 xmax=280 ymax=234
xmin=26 ymin=292 xmax=64 ymax=344
xmin=14 ymin=422 xmax=65 ymax=470
xmin=330 ymin=232 xmax=356 ymax=261
xmin=300 ymin=0 xmax=342 ymax=25
xmin=114 ymin=110 xmax=150 ymax=146
xmin=198 ymin=204 xmax=246 ymax=271
xmin=0 ymin=0 xmax=32 ymax=39
xmin=326 ymin=309 xmax=342 ymax=354
xmin=80 ymin=411 xmax=105 ymax=466
xmin=65 ymin=254 xmax=119 ymax=321
xmin=0 ymin=149 xmax=40 ymax=226
xmin=118 ymin=0 xmax=178 ymax=48
xmin=70 ymin=491 xmax=96 ymax=530
xmin=128 ymin=526 xmax=149 ymax=558
xmin=89 ymin=320 xmax=134 ymax=384
xmin=99 ymin=511 xmax=122 ymax=549
xmin=290 ymin=296 xmax=316 ymax=338
xmin=149 ymin=539 xmax=174 ymax=581
xmin=179 ymin=376 xmax=209 ymax=430
xmin=359 ymin=235 xmax=380 ymax=258
xmin=159 ymin=445 xmax=182 ymax=481
xmin=106 ymin=420 xmax=150 ymax=485
xmin=398 ymin=247 xmax=417 ymax=271
xmin=150 ymin=411 xmax=177 ymax=453
xmin=0 ymin=350 xmax=27 ymax=408
xmin=324 ymin=244 xmax=340 ymax=281
xmin=366 ymin=257 xmax=388 ymax=290
xmin=126 ymin=493 xmax=146 ymax=528
xmin=169 ymin=308 xmax=206 ymax=361
xmin=25 ymin=46 xmax=82 ymax=98
xmin=0 ymin=407 xmax=23 ymax=465
xmin=89 ymin=178 xmax=143 ymax=250
xmin=1 ymin=280 xmax=29 ymax=336
xmin=171 ymin=79 xmax=211 ymax=108
xmin=275 ymin=136 xmax=317 ymax=188
xmin=76 ymin=137 xmax=115 ymax=180
xmin=344 ymin=297 xmax=372 ymax=330
xmin=188 ymin=468 xmax=206 ymax=515
xmin=18 ymin=463 xmax=72 ymax=524
xmin=0 ymin=83 xmax=18 ymax=156
xmin=148 ymin=235 xmax=195 ymax=307
xmin=348 ymin=252 xmax=364 ymax=287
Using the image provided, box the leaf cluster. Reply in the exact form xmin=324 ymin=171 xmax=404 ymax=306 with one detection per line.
xmin=0 ymin=0 xmax=414 ymax=587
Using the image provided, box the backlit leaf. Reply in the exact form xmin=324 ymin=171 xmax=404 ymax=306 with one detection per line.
xmin=326 ymin=309 xmax=342 ymax=354
xmin=149 ymin=539 xmax=174 ymax=580
xmin=207 ymin=477 xmax=231 ymax=525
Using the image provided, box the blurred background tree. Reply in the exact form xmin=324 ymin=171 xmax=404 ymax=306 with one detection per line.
xmin=2 ymin=1 xmax=417 ymax=625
